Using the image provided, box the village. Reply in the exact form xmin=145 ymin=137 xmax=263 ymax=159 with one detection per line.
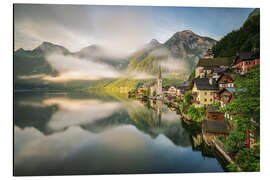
xmin=129 ymin=48 xmax=260 ymax=171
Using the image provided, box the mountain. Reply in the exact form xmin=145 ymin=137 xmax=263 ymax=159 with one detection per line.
xmin=212 ymin=8 xmax=260 ymax=57
xmin=14 ymin=30 xmax=217 ymax=90
xmin=127 ymin=30 xmax=216 ymax=78
xmin=164 ymin=30 xmax=216 ymax=60
xmin=14 ymin=42 xmax=67 ymax=79
xmin=73 ymin=45 xmax=130 ymax=70
xmin=15 ymin=41 xmax=71 ymax=57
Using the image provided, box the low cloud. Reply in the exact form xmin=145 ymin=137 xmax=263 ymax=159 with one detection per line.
xmin=160 ymin=58 xmax=190 ymax=74
xmin=44 ymin=54 xmax=121 ymax=82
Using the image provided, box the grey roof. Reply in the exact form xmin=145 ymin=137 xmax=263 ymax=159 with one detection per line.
xmin=218 ymin=87 xmax=243 ymax=94
xmin=238 ymin=52 xmax=259 ymax=61
xmin=213 ymin=68 xmax=226 ymax=74
xmin=203 ymin=120 xmax=229 ymax=134
xmin=234 ymin=52 xmax=260 ymax=64
xmin=197 ymin=57 xmax=231 ymax=67
xmin=225 ymin=87 xmax=236 ymax=93
xmin=193 ymin=78 xmax=219 ymax=90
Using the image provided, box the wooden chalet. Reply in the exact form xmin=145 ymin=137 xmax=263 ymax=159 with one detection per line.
xmin=214 ymin=87 xmax=237 ymax=108
xmin=206 ymin=106 xmax=224 ymax=121
xmin=216 ymin=73 xmax=235 ymax=89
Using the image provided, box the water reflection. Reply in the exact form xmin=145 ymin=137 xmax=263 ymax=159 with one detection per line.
xmin=14 ymin=92 xmax=224 ymax=175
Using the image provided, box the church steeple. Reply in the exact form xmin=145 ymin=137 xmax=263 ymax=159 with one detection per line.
xmin=158 ymin=65 xmax=162 ymax=79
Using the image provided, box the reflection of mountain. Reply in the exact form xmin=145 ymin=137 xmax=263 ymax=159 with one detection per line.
xmin=15 ymin=93 xmax=192 ymax=147
xmin=14 ymin=92 xmax=123 ymax=134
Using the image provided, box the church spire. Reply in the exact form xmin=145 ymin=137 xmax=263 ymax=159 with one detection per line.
xmin=158 ymin=65 xmax=161 ymax=79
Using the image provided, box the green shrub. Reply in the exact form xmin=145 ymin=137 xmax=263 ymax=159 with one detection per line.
xmin=187 ymin=105 xmax=206 ymax=122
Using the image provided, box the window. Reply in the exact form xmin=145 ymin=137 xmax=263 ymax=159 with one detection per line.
xmin=204 ymin=99 xmax=207 ymax=102
xmin=212 ymin=115 xmax=217 ymax=120
xmin=204 ymin=92 xmax=207 ymax=95
xmin=210 ymin=98 xmax=212 ymax=102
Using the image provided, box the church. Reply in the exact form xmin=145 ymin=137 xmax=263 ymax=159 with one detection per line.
xmin=150 ymin=66 xmax=163 ymax=97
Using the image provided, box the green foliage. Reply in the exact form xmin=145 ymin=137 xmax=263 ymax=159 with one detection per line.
xmin=220 ymin=66 xmax=260 ymax=172
xmin=187 ymin=105 xmax=206 ymax=122
xmin=184 ymin=91 xmax=192 ymax=106
xmin=233 ymin=147 xmax=260 ymax=171
xmin=221 ymin=65 xmax=260 ymax=131
xmin=14 ymin=54 xmax=58 ymax=78
xmin=209 ymin=102 xmax=221 ymax=109
xmin=188 ymin=69 xmax=195 ymax=81
xmin=175 ymin=97 xmax=182 ymax=103
xmin=212 ymin=13 xmax=260 ymax=57
xmin=226 ymin=162 xmax=239 ymax=172
xmin=153 ymin=91 xmax=156 ymax=96
xmin=181 ymin=102 xmax=187 ymax=113
xmin=143 ymin=89 xmax=149 ymax=96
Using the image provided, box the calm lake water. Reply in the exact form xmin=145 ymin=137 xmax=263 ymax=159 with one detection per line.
xmin=14 ymin=92 xmax=225 ymax=176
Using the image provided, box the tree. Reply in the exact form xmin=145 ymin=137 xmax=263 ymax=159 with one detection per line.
xmin=221 ymin=66 xmax=260 ymax=171
xmin=184 ymin=91 xmax=192 ymax=105
xmin=212 ymin=14 xmax=260 ymax=57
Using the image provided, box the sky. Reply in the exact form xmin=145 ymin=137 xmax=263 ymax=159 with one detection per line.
xmin=14 ymin=4 xmax=254 ymax=52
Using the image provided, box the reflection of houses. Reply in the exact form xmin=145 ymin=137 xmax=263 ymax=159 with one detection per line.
xmin=168 ymin=86 xmax=177 ymax=96
xmin=191 ymin=78 xmax=219 ymax=107
xmin=150 ymin=66 xmax=163 ymax=97
xmin=233 ymin=52 xmax=260 ymax=74
xmin=195 ymin=57 xmax=231 ymax=78
xmin=206 ymin=106 xmax=224 ymax=121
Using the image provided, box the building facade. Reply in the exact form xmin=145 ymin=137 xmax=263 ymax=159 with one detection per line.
xmin=192 ymin=78 xmax=219 ymax=107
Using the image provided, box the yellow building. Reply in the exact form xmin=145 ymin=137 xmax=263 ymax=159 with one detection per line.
xmin=192 ymin=78 xmax=219 ymax=107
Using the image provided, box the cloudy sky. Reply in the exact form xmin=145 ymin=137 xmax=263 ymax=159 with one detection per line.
xmin=14 ymin=4 xmax=253 ymax=52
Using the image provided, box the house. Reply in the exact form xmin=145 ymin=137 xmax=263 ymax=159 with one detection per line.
xmin=206 ymin=106 xmax=224 ymax=121
xmin=202 ymin=119 xmax=230 ymax=145
xmin=168 ymin=86 xmax=177 ymax=96
xmin=214 ymin=87 xmax=237 ymax=108
xmin=191 ymin=78 xmax=219 ymax=107
xmin=195 ymin=57 xmax=232 ymax=78
xmin=202 ymin=120 xmax=229 ymax=134
xmin=216 ymin=73 xmax=235 ymax=89
xmin=209 ymin=67 xmax=228 ymax=80
xmin=176 ymin=85 xmax=191 ymax=100
xmin=234 ymin=52 xmax=260 ymax=74
xmin=204 ymin=48 xmax=214 ymax=59
xmin=163 ymin=86 xmax=170 ymax=95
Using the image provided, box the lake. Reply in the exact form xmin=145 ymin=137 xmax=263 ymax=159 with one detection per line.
xmin=14 ymin=92 xmax=225 ymax=176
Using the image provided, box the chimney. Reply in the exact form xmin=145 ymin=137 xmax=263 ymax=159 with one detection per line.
xmin=209 ymin=78 xmax=213 ymax=85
